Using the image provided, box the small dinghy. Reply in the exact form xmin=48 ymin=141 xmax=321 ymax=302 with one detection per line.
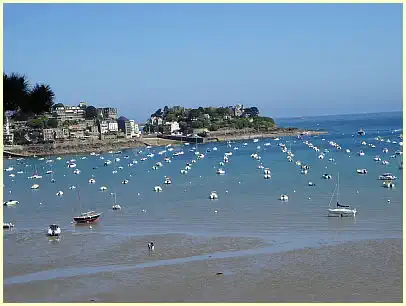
xmin=379 ymin=173 xmax=397 ymax=180
xmin=164 ymin=177 xmax=172 ymax=184
xmin=73 ymin=169 xmax=81 ymax=175
xmin=216 ymin=168 xmax=226 ymax=175
xmin=356 ymin=169 xmax=368 ymax=174
xmin=383 ymin=181 xmax=395 ymax=188
xmin=308 ymin=181 xmax=316 ymax=186
xmin=264 ymin=174 xmax=271 ymax=179
xmin=31 ymin=184 xmax=40 ymax=189
xmin=3 ymin=223 xmax=15 ymax=229
xmin=100 ymin=186 xmax=108 ymax=191
xmin=121 ymin=180 xmax=129 ymax=184
xmin=112 ymin=204 xmax=121 ymax=210
xmin=4 ymin=200 xmax=19 ymax=207
xmin=56 ymin=191 xmax=64 ymax=196
xmin=209 ymin=191 xmax=218 ymax=200
xmin=280 ymin=194 xmax=289 ymax=201
xmin=47 ymin=224 xmax=61 ymax=236
xmin=88 ymin=178 xmax=96 ymax=184
xmin=322 ymin=174 xmax=332 ymax=180
xmin=153 ymin=186 xmax=163 ymax=192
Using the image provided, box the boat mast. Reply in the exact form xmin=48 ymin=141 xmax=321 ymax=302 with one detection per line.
xmin=328 ymin=183 xmax=337 ymax=208
xmin=337 ymin=172 xmax=340 ymax=203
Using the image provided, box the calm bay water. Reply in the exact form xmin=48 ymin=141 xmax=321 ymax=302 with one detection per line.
xmin=3 ymin=111 xmax=403 ymax=287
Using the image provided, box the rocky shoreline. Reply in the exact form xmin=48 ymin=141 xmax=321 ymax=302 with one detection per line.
xmin=4 ymin=128 xmax=327 ymax=158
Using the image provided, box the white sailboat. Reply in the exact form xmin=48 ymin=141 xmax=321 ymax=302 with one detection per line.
xmin=111 ymin=192 xmax=121 ymax=210
xmin=328 ymin=173 xmax=357 ymax=217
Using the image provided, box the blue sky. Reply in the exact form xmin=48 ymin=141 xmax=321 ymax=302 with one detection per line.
xmin=4 ymin=4 xmax=402 ymax=122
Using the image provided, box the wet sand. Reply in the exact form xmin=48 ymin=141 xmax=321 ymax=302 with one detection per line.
xmin=4 ymin=237 xmax=402 ymax=302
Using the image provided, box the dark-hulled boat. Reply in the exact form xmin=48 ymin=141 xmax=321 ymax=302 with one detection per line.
xmin=358 ymin=129 xmax=365 ymax=136
xmin=73 ymin=211 xmax=102 ymax=224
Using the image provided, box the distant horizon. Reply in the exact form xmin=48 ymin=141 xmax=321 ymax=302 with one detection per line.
xmin=5 ymin=4 xmax=402 ymax=122
xmin=273 ymin=110 xmax=403 ymax=120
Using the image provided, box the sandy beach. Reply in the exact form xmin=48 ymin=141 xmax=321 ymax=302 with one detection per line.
xmin=4 ymin=236 xmax=402 ymax=302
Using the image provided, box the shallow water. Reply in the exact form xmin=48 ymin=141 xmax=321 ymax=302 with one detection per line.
xmin=3 ymin=111 xmax=403 ymax=296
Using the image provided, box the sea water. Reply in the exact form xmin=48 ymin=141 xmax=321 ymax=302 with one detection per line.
xmin=3 ymin=111 xmax=403 ymax=284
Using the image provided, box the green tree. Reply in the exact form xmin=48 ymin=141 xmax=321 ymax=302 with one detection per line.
xmin=27 ymin=118 xmax=44 ymax=129
xmin=209 ymin=123 xmax=219 ymax=131
xmin=28 ymin=84 xmax=55 ymax=114
xmin=3 ymin=73 xmax=30 ymax=112
xmin=188 ymin=109 xmax=200 ymax=119
xmin=47 ymin=118 xmax=58 ymax=128
xmin=166 ymin=112 xmax=178 ymax=122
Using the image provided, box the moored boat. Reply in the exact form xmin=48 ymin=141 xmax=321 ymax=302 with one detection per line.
xmin=47 ymin=224 xmax=61 ymax=236
xmin=73 ymin=211 xmax=102 ymax=224
xmin=328 ymin=173 xmax=357 ymax=217
xmin=3 ymin=223 xmax=15 ymax=229
xmin=4 ymin=200 xmax=19 ymax=207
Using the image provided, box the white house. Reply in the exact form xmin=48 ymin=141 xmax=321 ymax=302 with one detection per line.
xmin=165 ymin=121 xmax=180 ymax=134
xmin=108 ymin=121 xmax=118 ymax=132
xmin=129 ymin=120 xmax=140 ymax=136
xmin=99 ymin=122 xmax=109 ymax=134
